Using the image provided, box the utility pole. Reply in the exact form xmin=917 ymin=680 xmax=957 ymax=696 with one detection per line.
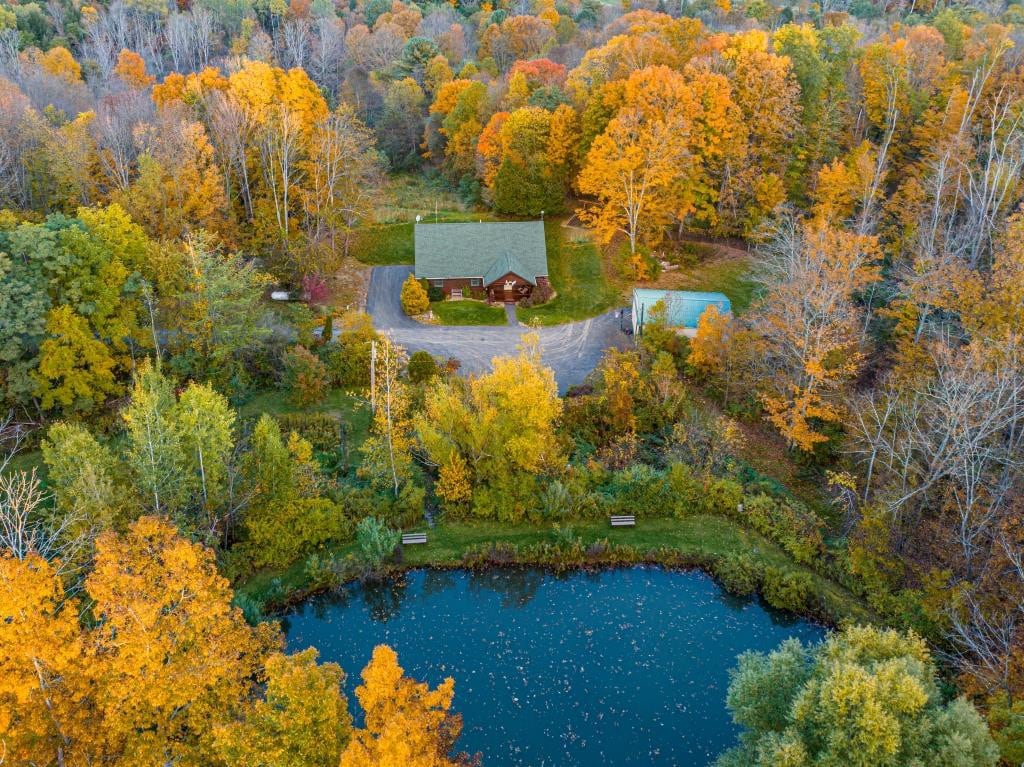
xmin=370 ymin=340 xmax=377 ymax=413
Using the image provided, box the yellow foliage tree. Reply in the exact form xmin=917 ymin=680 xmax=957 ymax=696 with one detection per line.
xmin=401 ymin=273 xmax=431 ymax=315
xmin=86 ymin=516 xmax=277 ymax=763
xmin=755 ymin=218 xmax=881 ymax=451
xmin=577 ymin=65 xmax=697 ymax=254
xmin=33 ymin=46 xmax=81 ymax=83
xmin=340 ymin=645 xmax=463 ymax=767
xmin=214 ymin=648 xmax=352 ymax=767
xmin=0 ymin=553 xmax=94 ymax=767
xmin=415 ymin=334 xmax=564 ymax=520
xmin=114 ymin=49 xmax=155 ymax=89
xmin=118 ymin=119 xmax=231 ymax=241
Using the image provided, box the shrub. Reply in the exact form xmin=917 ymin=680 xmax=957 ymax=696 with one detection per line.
xmin=667 ymin=466 xmax=743 ymax=519
xmin=426 ymin=283 xmax=444 ymax=302
xmin=282 ymin=344 xmax=329 ymax=406
xmin=518 ymin=281 xmax=553 ymax=308
xmin=233 ymin=593 xmax=264 ymax=624
xmin=303 ymin=552 xmax=347 ymax=590
xmin=604 ymin=463 xmax=669 ymax=517
xmin=667 ymin=462 xmax=704 ymax=518
xmin=743 ymin=493 xmax=779 ymax=535
xmin=243 ymin=497 xmax=349 ymax=569
xmin=762 ymin=566 xmax=814 ymax=612
xmin=742 ymin=493 xmax=826 ymax=566
xmin=774 ymin=501 xmax=826 ymax=565
xmin=535 ymin=480 xmax=573 ymax=520
xmin=389 ymin=483 xmax=426 ymax=529
xmin=701 ymin=477 xmax=744 ymax=517
xmin=401 ymin=273 xmax=431 ymax=315
xmin=319 ymin=313 xmax=334 ymax=346
xmin=302 ymin=273 xmax=329 ymax=304
xmin=356 ymin=516 xmax=401 ymax=569
xmin=322 ymin=312 xmax=377 ymax=388
xmin=274 ymin=412 xmax=340 ymax=452
xmin=714 ymin=553 xmax=764 ymax=596
xmin=407 ymin=350 xmax=439 ymax=383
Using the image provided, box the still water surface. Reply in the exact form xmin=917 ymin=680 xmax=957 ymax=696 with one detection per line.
xmin=282 ymin=566 xmax=825 ymax=766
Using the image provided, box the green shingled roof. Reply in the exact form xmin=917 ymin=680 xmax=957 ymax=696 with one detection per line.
xmin=414 ymin=222 xmax=548 ymax=286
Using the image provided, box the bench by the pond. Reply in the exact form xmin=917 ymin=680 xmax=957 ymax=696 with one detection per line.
xmin=402 ymin=532 xmax=428 ymax=545
xmin=610 ymin=515 xmax=635 ymax=527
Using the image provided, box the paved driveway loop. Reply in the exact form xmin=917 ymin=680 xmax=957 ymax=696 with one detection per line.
xmin=364 ymin=266 xmax=628 ymax=392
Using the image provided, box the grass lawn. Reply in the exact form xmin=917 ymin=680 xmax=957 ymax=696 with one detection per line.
xmin=351 ymin=211 xmax=502 ymax=266
xmin=238 ymin=388 xmax=373 ymax=445
xmin=657 ymin=252 xmax=759 ymax=314
xmin=237 ymin=516 xmax=874 ymax=625
xmin=517 ymin=222 xmax=622 ymax=325
xmin=350 ymin=222 xmax=416 ymax=265
xmin=373 ymin=174 xmax=469 ymax=223
xmin=430 ymin=300 xmax=507 ymax=326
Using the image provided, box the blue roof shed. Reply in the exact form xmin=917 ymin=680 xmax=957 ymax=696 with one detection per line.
xmin=631 ymin=289 xmax=732 ymax=336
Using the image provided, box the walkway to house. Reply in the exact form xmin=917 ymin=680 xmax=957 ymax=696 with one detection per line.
xmin=364 ymin=266 xmax=628 ymax=392
xmin=504 ymin=303 xmax=519 ymax=326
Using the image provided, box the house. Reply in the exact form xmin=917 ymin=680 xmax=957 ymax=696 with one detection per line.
xmin=414 ymin=221 xmax=549 ymax=303
xmin=631 ymin=289 xmax=732 ymax=337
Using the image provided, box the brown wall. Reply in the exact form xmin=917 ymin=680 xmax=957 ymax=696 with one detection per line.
xmin=428 ymin=273 xmax=539 ymax=303
xmin=427 ymin=277 xmax=482 ymax=297
xmin=486 ymin=272 xmax=534 ymax=303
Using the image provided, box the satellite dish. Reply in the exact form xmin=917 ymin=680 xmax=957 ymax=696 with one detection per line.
xmin=415 ymin=214 xmax=421 ymax=223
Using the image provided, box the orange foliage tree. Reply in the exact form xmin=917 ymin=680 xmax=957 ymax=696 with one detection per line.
xmin=340 ymin=644 xmax=468 ymax=767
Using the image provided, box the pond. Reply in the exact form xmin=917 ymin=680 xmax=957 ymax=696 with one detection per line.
xmin=282 ymin=567 xmax=825 ymax=766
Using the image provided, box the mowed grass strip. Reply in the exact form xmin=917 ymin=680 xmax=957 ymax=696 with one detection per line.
xmin=430 ymin=300 xmax=507 ymax=326
xmin=517 ymin=222 xmax=622 ymax=325
xmin=239 ymin=516 xmax=873 ymax=624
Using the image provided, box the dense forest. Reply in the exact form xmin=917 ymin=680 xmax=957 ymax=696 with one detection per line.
xmin=2 ymin=0 xmax=1024 ymax=762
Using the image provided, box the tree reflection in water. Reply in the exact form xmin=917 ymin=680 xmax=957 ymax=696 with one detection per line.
xmin=360 ymin=573 xmax=410 ymax=623
xmin=467 ymin=568 xmax=546 ymax=608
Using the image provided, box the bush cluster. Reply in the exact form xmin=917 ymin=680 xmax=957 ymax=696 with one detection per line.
xmin=741 ymin=493 xmax=825 ymax=565
xmin=273 ymin=412 xmax=341 ymax=452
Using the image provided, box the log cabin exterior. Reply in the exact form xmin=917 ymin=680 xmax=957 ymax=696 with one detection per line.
xmin=413 ymin=221 xmax=549 ymax=303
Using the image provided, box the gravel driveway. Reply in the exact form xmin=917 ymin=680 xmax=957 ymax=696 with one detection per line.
xmin=366 ymin=266 xmax=630 ymax=391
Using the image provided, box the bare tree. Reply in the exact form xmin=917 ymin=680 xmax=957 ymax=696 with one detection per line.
xmin=281 ymin=17 xmax=312 ymax=70
xmin=0 ymin=79 xmax=33 ymax=208
xmin=167 ymin=7 xmax=215 ymax=73
xmin=308 ymin=16 xmax=346 ymax=100
xmin=346 ymin=22 xmax=405 ymax=73
xmin=303 ymin=104 xmax=382 ymax=263
xmin=0 ymin=471 xmax=83 ymax=571
xmin=90 ymin=90 xmax=154 ymax=193
xmin=0 ymin=28 xmax=19 ymax=77
xmin=45 ymin=0 xmax=66 ymax=37
xmin=206 ymin=90 xmax=256 ymax=221
xmin=258 ymin=104 xmax=304 ymax=256
xmin=850 ymin=338 xmax=1024 ymax=577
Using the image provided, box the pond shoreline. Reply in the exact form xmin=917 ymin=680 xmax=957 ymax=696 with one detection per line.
xmin=249 ymin=536 xmax=866 ymax=630
xmin=290 ymin=561 xmax=835 ymax=632
xmin=281 ymin=565 xmax=828 ymax=767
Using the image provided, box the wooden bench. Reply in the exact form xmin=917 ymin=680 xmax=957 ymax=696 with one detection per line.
xmin=610 ymin=515 xmax=636 ymax=527
xmin=401 ymin=533 xmax=428 ymax=545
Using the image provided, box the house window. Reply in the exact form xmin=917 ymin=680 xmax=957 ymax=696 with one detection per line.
xmin=431 ymin=279 xmax=444 ymax=287
xmin=469 ymin=278 xmax=482 ymax=287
